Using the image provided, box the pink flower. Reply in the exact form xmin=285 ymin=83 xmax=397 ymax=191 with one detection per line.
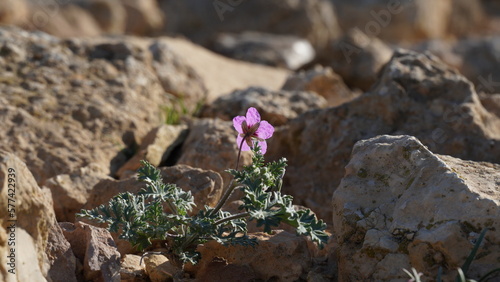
xmin=233 ymin=107 xmax=274 ymax=154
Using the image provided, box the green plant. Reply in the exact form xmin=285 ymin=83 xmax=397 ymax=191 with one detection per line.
xmin=161 ymin=95 xmax=204 ymax=125
xmin=78 ymin=107 xmax=328 ymax=267
xmin=403 ymin=228 xmax=500 ymax=282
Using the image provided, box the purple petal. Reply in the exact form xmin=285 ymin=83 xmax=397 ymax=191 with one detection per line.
xmin=245 ymin=107 xmax=261 ymax=126
xmin=236 ymin=135 xmax=251 ymax=151
xmin=255 ymin=120 xmax=274 ymax=139
xmin=258 ymin=140 xmax=267 ymax=154
xmin=233 ymin=116 xmax=246 ymax=134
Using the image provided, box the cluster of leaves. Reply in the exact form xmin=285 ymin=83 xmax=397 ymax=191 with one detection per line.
xmin=161 ymin=95 xmax=204 ymax=125
xmin=403 ymin=228 xmax=500 ymax=282
xmin=229 ymin=147 xmax=329 ymax=247
xmin=78 ymin=147 xmax=328 ymax=266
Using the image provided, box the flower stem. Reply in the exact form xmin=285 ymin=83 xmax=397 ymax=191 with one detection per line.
xmin=214 ymin=212 xmax=250 ymax=226
xmin=209 ymin=180 xmax=238 ymax=216
xmin=236 ymin=137 xmax=246 ymax=170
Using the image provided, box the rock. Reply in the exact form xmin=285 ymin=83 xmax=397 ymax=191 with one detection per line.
xmin=0 ymin=26 xmax=211 ymax=185
xmin=190 ymin=230 xmax=325 ymax=282
xmin=122 ymin=0 xmax=164 ymax=35
xmin=0 ymin=150 xmax=77 ymax=281
xmin=148 ymin=40 xmax=207 ymax=109
xmin=0 ymin=0 xmax=28 ymax=25
xmin=454 ymin=37 xmax=500 ymax=94
xmin=84 ymin=0 xmax=127 ymax=34
xmin=84 ymin=165 xmax=224 ymax=216
xmin=60 ymin=221 xmax=121 ymax=282
xmin=159 ymin=36 xmax=290 ymax=103
xmin=214 ymin=32 xmax=315 ymax=70
xmin=332 ymin=135 xmax=500 ymax=281
xmin=201 ymin=87 xmax=327 ymax=126
xmin=479 ymin=93 xmax=500 ymax=118
xmin=319 ymin=28 xmax=393 ymax=91
xmin=120 ymin=254 xmax=147 ymax=282
xmin=44 ymin=164 xmax=110 ymax=222
xmin=448 ymin=0 xmax=485 ymax=37
xmin=160 ymin=0 xmax=341 ymax=52
xmin=266 ymin=49 xmax=500 ymax=221
xmin=281 ymin=66 xmax=359 ymax=107
xmin=116 ymin=124 xmax=189 ymax=179
xmin=177 ymin=118 xmax=252 ymax=185
xmin=332 ymin=0 xmax=452 ymax=43
xmin=143 ymin=254 xmax=178 ymax=282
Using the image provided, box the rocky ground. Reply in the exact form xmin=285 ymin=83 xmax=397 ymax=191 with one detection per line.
xmin=0 ymin=0 xmax=499 ymax=281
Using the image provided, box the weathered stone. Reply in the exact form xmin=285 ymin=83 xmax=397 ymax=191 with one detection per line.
xmin=448 ymin=0 xmax=485 ymax=37
xmin=177 ymin=118 xmax=252 ymax=185
xmin=0 ymin=150 xmax=77 ymax=281
xmin=480 ymin=93 xmax=500 ymax=118
xmin=190 ymin=230 xmax=324 ymax=282
xmin=143 ymin=254 xmax=178 ymax=282
xmin=60 ymin=221 xmax=121 ymax=282
xmin=0 ymin=0 xmax=28 ymax=25
xmin=332 ymin=0 xmax=453 ymax=43
xmin=122 ymin=0 xmax=164 ymax=35
xmin=161 ymin=0 xmax=341 ymax=52
xmin=319 ymin=28 xmax=393 ymax=91
xmin=267 ymin=49 xmax=500 ymax=221
xmin=332 ymin=135 xmax=500 ymax=281
xmin=201 ymin=87 xmax=327 ymax=126
xmin=116 ymin=124 xmax=189 ymax=179
xmin=281 ymin=66 xmax=359 ymax=107
xmin=44 ymin=164 xmax=110 ymax=222
xmin=36 ymin=4 xmax=103 ymax=38
xmin=214 ymin=32 xmax=315 ymax=70
xmin=84 ymin=0 xmax=127 ymax=34
xmin=120 ymin=254 xmax=147 ymax=282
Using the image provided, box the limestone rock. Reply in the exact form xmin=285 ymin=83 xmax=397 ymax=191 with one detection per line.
xmin=60 ymin=221 xmax=121 ymax=282
xmin=266 ymin=49 xmax=500 ymax=221
xmin=201 ymin=87 xmax=327 ymax=126
xmin=84 ymin=0 xmax=127 ymax=34
xmin=480 ymin=93 xmax=500 ymax=118
xmin=160 ymin=0 xmax=341 ymax=52
xmin=332 ymin=135 xmax=500 ymax=281
xmin=320 ymin=28 xmax=393 ymax=91
xmin=44 ymin=164 xmax=110 ymax=222
xmin=120 ymin=254 xmax=147 ymax=282
xmin=0 ymin=150 xmax=77 ymax=281
xmin=177 ymin=118 xmax=252 ymax=185
xmin=191 ymin=230 xmax=323 ymax=282
xmin=281 ymin=66 xmax=359 ymax=107
xmin=332 ymin=0 xmax=453 ymax=43
xmin=0 ymin=0 xmax=28 ymax=25
xmin=143 ymin=254 xmax=178 ymax=282
xmin=116 ymin=124 xmax=189 ymax=179
xmin=122 ymin=0 xmax=164 ymax=35
xmin=214 ymin=32 xmax=315 ymax=70
xmin=448 ymin=0 xmax=485 ymax=37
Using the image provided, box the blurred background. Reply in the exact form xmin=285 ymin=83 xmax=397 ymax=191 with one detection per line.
xmin=1 ymin=0 xmax=499 ymax=93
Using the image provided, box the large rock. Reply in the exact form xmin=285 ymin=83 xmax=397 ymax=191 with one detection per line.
xmin=200 ymin=87 xmax=327 ymax=126
xmin=189 ymin=230 xmax=325 ymax=282
xmin=0 ymin=0 xmax=29 ymax=25
xmin=332 ymin=135 xmax=500 ymax=281
xmin=319 ymin=28 xmax=393 ymax=91
xmin=122 ymin=0 xmax=164 ymax=35
xmin=266 ymin=49 xmax=500 ymax=221
xmin=0 ymin=150 xmax=77 ymax=281
xmin=0 ymin=26 xmax=207 ymax=184
xmin=281 ymin=66 xmax=359 ymax=107
xmin=160 ymin=0 xmax=341 ymax=52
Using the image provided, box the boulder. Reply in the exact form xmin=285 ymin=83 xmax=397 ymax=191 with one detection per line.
xmin=122 ymin=0 xmax=164 ymax=35
xmin=120 ymin=254 xmax=147 ymax=282
xmin=160 ymin=0 xmax=341 ymax=52
xmin=190 ymin=230 xmax=325 ymax=282
xmin=116 ymin=124 xmax=189 ymax=179
xmin=0 ymin=0 xmax=28 ymax=25
xmin=331 ymin=0 xmax=452 ymax=43
xmin=177 ymin=118 xmax=252 ymax=185
xmin=448 ymin=0 xmax=485 ymax=37
xmin=200 ymin=87 xmax=327 ymax=126
xmin=143 ymin=254 xmax=178 ymax=282
xmin=0 ymin=26 xmax=207 ymax=185
xmin=213 ymin=32 xmax=315 ymax=70
xmin=332 ymin=135 xmax=500 ymax=281
xmin=281 ymin=66 xmax=359 ymax=107
xmin=479 ymin=93 xmax=500 ymax=118
xmin=60 ymin=221 xmax=121 ymax=281
xmin=266 ymin=49 xmax=500 ymax=221
xmin=83 ymin=0 xmax=127 ymax=34
xmin=0 ymin=150 xmax=77 ymax=281
xmin=319 ymin=28 xmax=393 ymax=91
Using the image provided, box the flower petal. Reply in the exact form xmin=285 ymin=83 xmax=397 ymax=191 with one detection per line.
xmin=255 ymin=120 xmax=274 ymax=139
xmin=237 ymin=135 xmax=251 ymax=151
xmin=245 ymin=107 xmax=261 ymax=126
xmin=258 ymin=140 xmax=267 ymax=154
xmin=233 ymin=116 xmax=246 ymax=134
